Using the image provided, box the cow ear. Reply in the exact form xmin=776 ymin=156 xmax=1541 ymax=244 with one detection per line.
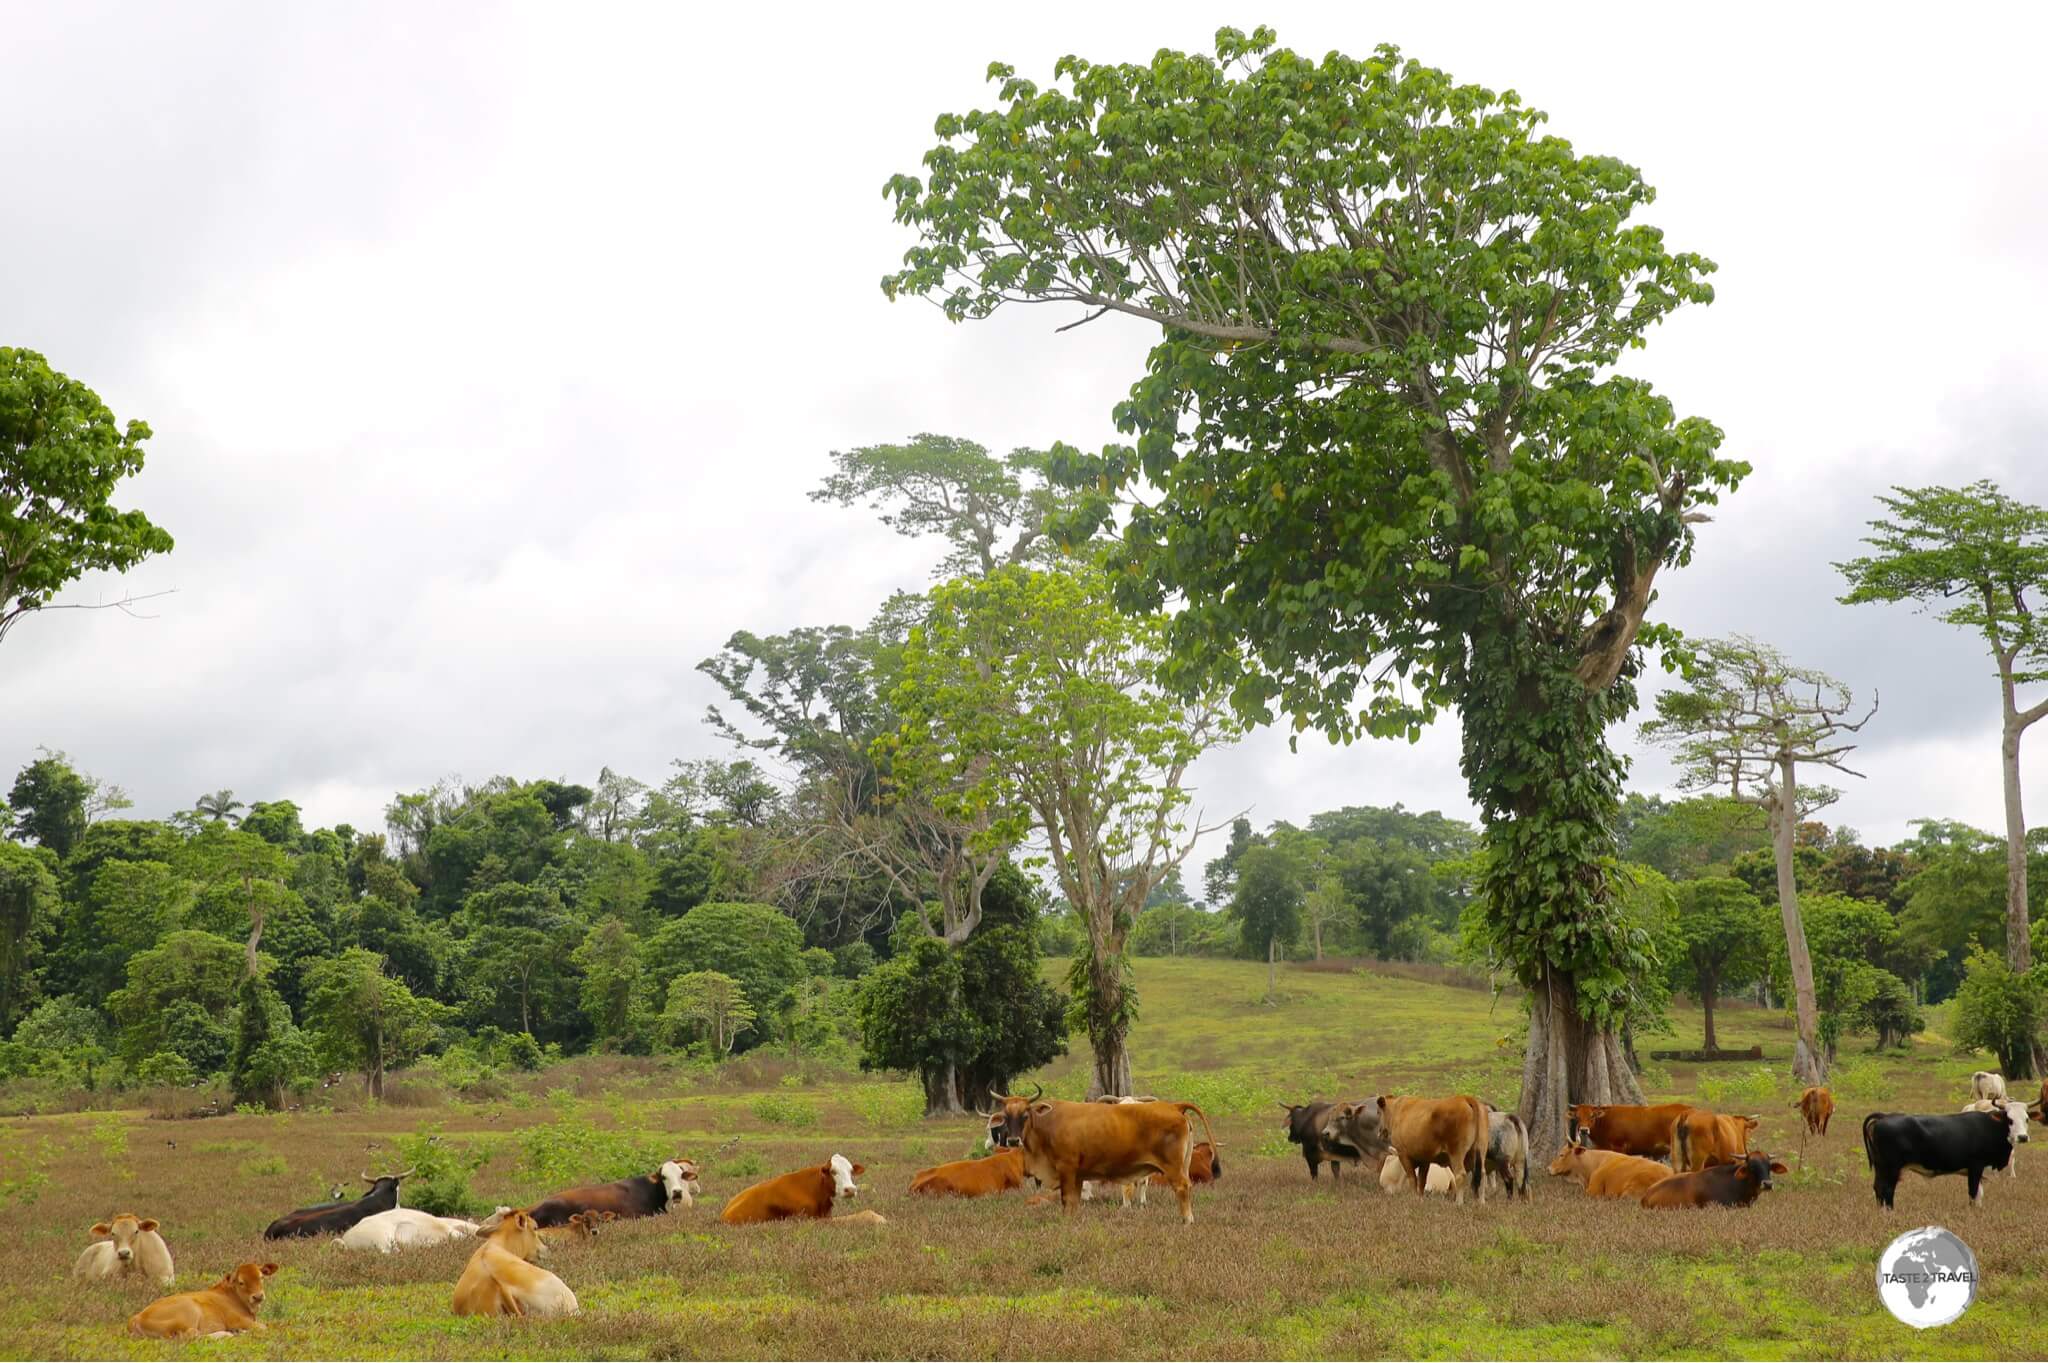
xmin=1032 ymin=1103 xmax=1051 ymax=1115
xmin=1375 ymin=1096 xmax=1389 ymax=1114
xmin=90 ymin=1223 xmax=111 ymax=1237
xmin=138 ymin=1219 xmax=159 ymax=1233
xmin=261 ymin=1263 xmax=279 ymax=1276
xmin=1769 ymin=1161 xmax=1788 ymax=1174
xmin=851 ymin=1163 xmax=866 ymax=1175
xmin=1743 ymin=1115 xmax=1760 ymax=1127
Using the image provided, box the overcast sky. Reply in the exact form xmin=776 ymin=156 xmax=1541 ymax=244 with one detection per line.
xmin=7 ymin=3 xmax=2048 ymax=886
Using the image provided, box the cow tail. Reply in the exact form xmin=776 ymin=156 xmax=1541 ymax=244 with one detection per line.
xmin=1673 ymin=1113 xmax=1692 ymax=1171
xmin=1174 ymin=1103 xmax=1217 ymax=1177
xmin=1861 ymin=1112 xmax=1880 ymax=1168
xmin=1508 ymin=1113 xmax=1530 ymax=1196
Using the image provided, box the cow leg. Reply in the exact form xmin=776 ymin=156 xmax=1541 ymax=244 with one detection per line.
xmin=1968 ymin=1168 xmax=1985 ymax=1206
xmin=1471 ymin=1149 xmax=1484 ymax=1205
xmin=1059 ymin=1172 xmax=1083 ymax=1216
xmin=1165 ymin=1172 xmax=1193 ymax=1225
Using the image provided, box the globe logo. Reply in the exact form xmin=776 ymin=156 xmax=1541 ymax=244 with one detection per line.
xmin=1876 ymin=1226 xmax=1978 ymax=1328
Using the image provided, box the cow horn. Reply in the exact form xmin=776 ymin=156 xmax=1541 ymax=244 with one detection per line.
xmin=393 ymin=1167 xmax=416 ymax=1179
xmin=360 ymin=1170 xmax=375 ymax=1183
xmin=1027 ymin=1083 xmax=1043 ymax=1102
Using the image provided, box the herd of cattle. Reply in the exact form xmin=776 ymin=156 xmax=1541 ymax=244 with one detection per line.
xmin=64 ymin=1070 xmax=2047 ymax=1338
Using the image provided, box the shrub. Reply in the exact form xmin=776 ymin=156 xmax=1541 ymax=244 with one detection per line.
xmin=851 ymin=1082 xmax=925 ymax=1130
xmin=134 ymin=1051 xmax=198 ymax=1088
xmin=396 ymin=1124 xmax=494 ymax=1217
xmin=1696 ymin=1065 xmax=1780 ymax=1110
xmin=517 ymin=1114 xmax=671 ymax=1188
xmin=1950 ymin=948 xmax=2045 ymax=1076
xmin=751 ymin=1093 xmax=819 ymax=1128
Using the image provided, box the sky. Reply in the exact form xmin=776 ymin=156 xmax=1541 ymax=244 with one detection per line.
xmin=7 ymin=2 xmax=2048 ymax=888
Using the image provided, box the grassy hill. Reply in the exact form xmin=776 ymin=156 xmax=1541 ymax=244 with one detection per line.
xmin=1 ymin=957 xmax=2042 ymax=1360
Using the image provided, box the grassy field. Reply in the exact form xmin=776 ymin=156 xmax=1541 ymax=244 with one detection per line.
xmin=3 ymin=956 xmax=2044 ymax=1361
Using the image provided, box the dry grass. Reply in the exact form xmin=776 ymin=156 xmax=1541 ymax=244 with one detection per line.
xmin=2 ymin=957 xmax=2043 ymax=1360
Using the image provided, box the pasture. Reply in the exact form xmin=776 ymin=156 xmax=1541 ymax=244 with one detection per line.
xmin=2 ymin=956 xmax=2044 ymax=1361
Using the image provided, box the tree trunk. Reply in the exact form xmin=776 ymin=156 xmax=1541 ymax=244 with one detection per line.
xmin=1267 ymin=937 xmax=1277 ymax=1000
xmin=1999 ymin=715 xmax=2042 ymax=1079
xmin=923 ymin=1060 xmax=967 ymax=1117
xmin=1087 ymin=1026 xmax=1134 ymax=1099
xmin=1773 ymin=757 xmax=1826 ymax=1084
xmin=1701 ymin=966 xmax=1718 ymax=1052
xmin=1519 ymin=962 xmax=1645 ymax=1159
xmin=1075 ymin=916 xmax=1136 ymax=1099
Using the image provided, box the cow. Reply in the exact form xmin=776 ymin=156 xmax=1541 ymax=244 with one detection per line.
xmin=263 ymin=1168 xmax=414 ymax=1240
xmin=1279 ymin=1100 xmax=1365 ymax=1181
xmin=1374 ymin=1095 xmax=1490 ymax=1203
xmin=1546 ymin=1143 xmax=1673 ymax=1199
xmin=129 ymin=1262 xmax=277 ymax=1339
xmin=826 ymin=1209 xmax=889 ymax=1227
xmin=558 ymin=1210 xmax=616 ymax=1240
xmin=337 ymin=1208 xmax=479 ymax=1253
xmin=720 ymin=1155 xmax=864 ymax=1225
xmin=986 ymin=1088 xmax=1217 ymax=1223
xmin=1961 ymin=1099 xmax=2027 ymax=1178
xmin=1794 ymin=1086 xmax=1834 ymax=1137
xmin=1640 ymin=1153 xmax=1787 ymax=1210
xmin=909 ymin=1148 xmax=1033 ymax=1199
xmin=1482 ymin=1108 xmax=1531 ymax=1199
xmin=1568 ymin=1103 xmax=1695 ymax=1160
xmin=1972 ymin=1071 xmax=2008 ymax=1104
xmin=1673 ymin=1110 xmax=1760 ymax=1172
xmin=1380 ymin=1154 xmax=1456 ymax=1195
xmin=1109 ymin=1141 xmax=1224 ymax=1208
xmin=452 ymin=1209 xmax=578 ymax=1318
xmin=1863 ymin=1103 xmax=2030 ymax=1210
xmin=524 ymin=1159 xmax=699 ymax=1228
xmin=76 ymin=1213 xmax=174 ymax=1288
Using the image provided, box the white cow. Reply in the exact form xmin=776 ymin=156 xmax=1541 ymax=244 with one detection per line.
xmin=75 ymin=1213 xmax=174 ymax=1288
xmin=1379 ymin=1154 xmax=1456 ymax=1196
xmin=1961 ymin=1097 xmax=2030 ymax=1179
xmin=338 ymin=1207 xmax=480 ymax=1252
xmin=1973 ymin=1071 xmax=2009 ymax=1104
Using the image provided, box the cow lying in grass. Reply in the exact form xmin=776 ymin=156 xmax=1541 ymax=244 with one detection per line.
xmin=1640 ymin=1153 xmax=1786 ymax=1210
xmin=452 ymin=1209 xmax=577 ymax=1318
xmin=338 ymin=1208 xmax=479 ymax=1253
xmin=129 ymin=1262 xmax=276 ymax=1339
xmin=76 ymin=1213 xmax=174 ymax=1288
xmin=721 ymin=1155 xmax=863 ymax=1224
xmin=1546 ymin=1144 xmax=1674 ymax=1199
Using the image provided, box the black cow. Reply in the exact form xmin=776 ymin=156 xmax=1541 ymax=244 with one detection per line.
xmin=1863 ymin=1104 xmax=2030 ymax=1210
xmin=262 ymin=1169 xmax=412 ymax=1240
xmin=1278 ymin=1100 xmax=1363 ymax=1180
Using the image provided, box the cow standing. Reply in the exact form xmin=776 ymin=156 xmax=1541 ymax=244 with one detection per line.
xmin=1640 ymin=1153 xmax=1786 ymax=1210
xmin=1673 ymin=1110 xmax=1759 ymax=1171
xmin=263 ymin=1169 xmax=413 ymax=1240
xmin=1375 ymin=1095 xmax=1490 ymax=1204
xmin=986 ymin=1090 xmax=1216 ymax=1224
xmin=1569 ymin=1103 xmax=1694 ymax=1161
xmin=75 ymin=1214 xmax=174 ymax=1288
xmin=1482 ymin=1108 xmax=1531 ymax=1199
xmin=1863 ymin=1103 xmax=2029 ymax=1210
xmin=1279 ymin=1100 xmax=1363 ymax=1181
xmin=1972 ymin=1071 xmax=2008 ymax=1104
xmin=524 ymin=1159 xmax=699 ymax=1227
xmin=1794 ymin=1087 xmax=1834 ymax=1137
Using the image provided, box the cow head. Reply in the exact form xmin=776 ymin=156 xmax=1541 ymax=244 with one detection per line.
xmin=1998 ymin=1100 xmax=2031 ymax=1146
xmin=1318 ymin=1101 xmax=1390 ymax=1161
xmin=360 ymin=1167 xmax=414 ymax=1209
xmin=1547 ymin=1143 xmax=1594 ymax=1180
xmin=1568 ymin=1105 xmax=1606 ymax=1145
xmin=89 ymin=1213 xmax=157 ymax=1263
xmin=218 ymin=1262 xmax=277 ymax=1311
xmin=488 ymin=1209 xmax=545 ymax=1262
xmin=566 ymin=1210 xmax=616 ymax=1239
xmin=1731 ymin=1153 xmax=1788 ymax=1193
xmin=983 ymin=1085 xmax=1044 ymax=1149
xmin=657 ymin=1159 xmax=700 ymax=1208
xmin=828 ymin=1154 xmax=864 ymax=1200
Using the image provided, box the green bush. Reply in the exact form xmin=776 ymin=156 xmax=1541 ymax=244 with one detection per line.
xmin=516 ymin=1114 xmax=670 ymax=1188
xmin=1950 ymin=948 xmax=2045 ymax=1076
xmin=396 ymin=1124 xmax=495 ymax=1217
xmin=750 ymin=1093 xmax=819 ymax=1128
xmin=134 ymin=1051 xmax=197 ymax=1087
xmin=1695 ymin=1065 xmax=1779 ymax=1111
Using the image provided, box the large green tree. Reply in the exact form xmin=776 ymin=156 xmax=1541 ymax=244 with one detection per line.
xmin=883 ymin=28 xmax=1743 ymax=1150
xmin=887 ymin=562 xmax=1235 ymax=1096
xmin=1838 ymin=481 xmax=2048 ymax=1074
xmin=0 ymin=347 xmax=174 ymax=644
xmin=0 ymin=842 xmax=58 ymax=1033
xmin=1232 ymin=844 xmax=1302 ymax=999
xmin=301 ymin=947 xmax=446 ymax=1099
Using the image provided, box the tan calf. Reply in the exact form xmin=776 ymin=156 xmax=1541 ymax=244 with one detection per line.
xmin=76 ymin=1213 xmax=173 ymax=1289
xmin=452 ymin=1210 xmax=578 ymax=1318
xmin=129 ymin=1262 xmax=275 ymax=1339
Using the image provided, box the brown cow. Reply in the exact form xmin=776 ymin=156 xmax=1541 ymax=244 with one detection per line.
xmin=129 ymin=1262 xmax=277 ymax=1339
xmin=1673 ymin=1110 xmax=1760 ymax=1171
xmin=1641 ymin=1153 xmax=1786 ymax=1210
xmin=1545 ymin=1143 xmax=1629 ymax=1190
xmin=1569 ymin=1103 xmax=1695 ymax=1160
xmin=909 ymin=1148 xmax=1031 ymax=1198
xmin=77 ymin=1213 xmax=174 ymax=1288
xmin=557 ymin=1210 xmax=615 ymax=1240
xmin=1795 ymin=1087 xmax=1834 ymax=1137
xmin=1546 ymin=1143 xmax=1672 ymax=1198
xmin=1377 ymin=1095 xmax=1489 ymax=1203
xmin=986 ymin=1090 xmax=1216 ymax=1223
xmin=721 ymin=1155 xmax=863 ymax=1224
xmin=453 ymin=1209 xmax=578 ymax=1317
